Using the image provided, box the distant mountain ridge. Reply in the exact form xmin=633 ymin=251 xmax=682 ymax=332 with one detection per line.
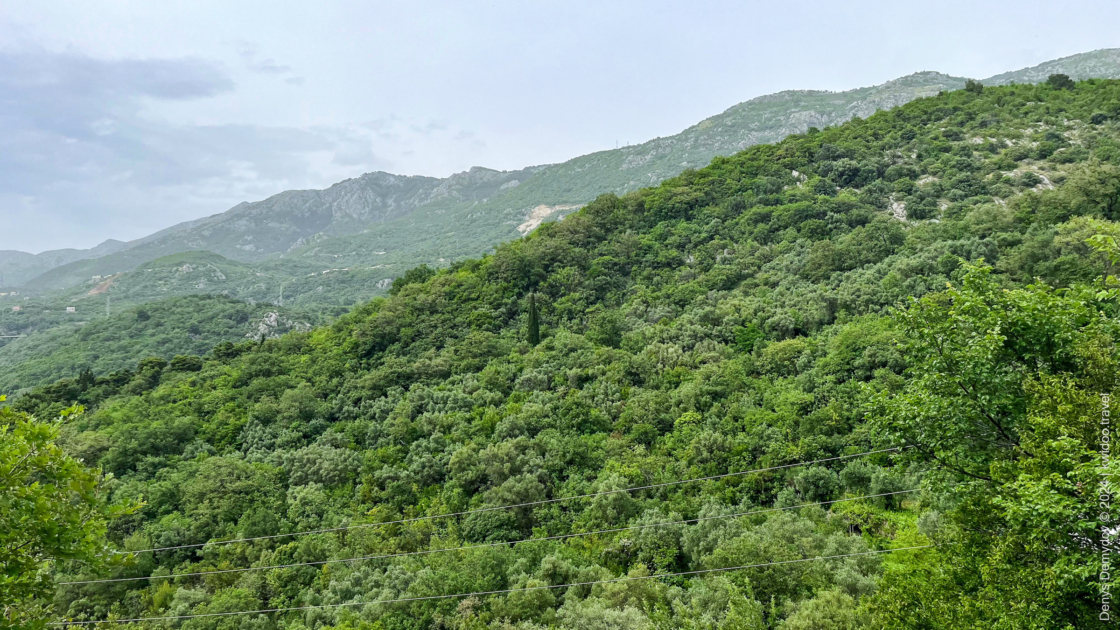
xmin=984 ymin=47 xmax=1120 ymax=85
xmin=7 ymin=48 xmax=1120 ymax=294
xmin=0 ymin=239 xmax=129 ymax=287
xmin=20 ymin=166 xmax=539 ymax=291
xmin=271 ymin=51 xmax=1120 ymax=274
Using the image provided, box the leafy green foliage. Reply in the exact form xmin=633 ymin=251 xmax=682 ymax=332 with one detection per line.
xmin=15 ymin=80 xmax=1120 ymax=628
xmin=1048 ymin=73 xmax=1077 ymax=90
xmin=527 ymin=293 xmax=541 ymax=346
xmin=0 ymin=400 xmax=135 ymax=628
xmin=869 ymin=264 xmax=1116 ymax=627
xmin=390 ymin=265 xmax=437 ymax=296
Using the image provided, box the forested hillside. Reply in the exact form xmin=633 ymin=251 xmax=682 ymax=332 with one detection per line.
xmin=3 ymin=51 xmax=1119 ymax=400
xmin=10 ymin=78 xmax=1120 ymax=628
xmin=0 ymin=252 xmax=389 ymax=393
xmin=201 ymin=49 xmax=1120 ymax=283
xmin=10 ymin=48 xmax=1120 ymax=299
xmin=0 ymin=294 xmax=315 ymax=393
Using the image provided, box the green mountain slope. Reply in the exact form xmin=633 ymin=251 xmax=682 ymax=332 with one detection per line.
xmin=48 ymin=250 xmax=407 ymax=313
xmin=278 ymin=72 xmax=975 ymax=273
xmin=0 ymin=239 xmax=128 ymax=288
xmin=17 ymin=79 xmax=1119 ymax=627
xmin=213 ymin=49 xmax=1120 ymax=274
xmin=4 ymin=49 xmax=1119 ymax=398
xmin=21 ymin=168 xmax=539 ymax=291
xmin=1 ymin=254 xmax=413 ymax=387
xmin=275 ymin=51 xmax=1120 ymax=274
xmin=15 ymin=49 xmax=1120 ymax=297
xmin=0 ymin=293 xmax=313 ymax=392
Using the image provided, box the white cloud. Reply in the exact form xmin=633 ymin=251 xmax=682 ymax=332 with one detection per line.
xmin=0 ymin=50 xmax=389 ymax=252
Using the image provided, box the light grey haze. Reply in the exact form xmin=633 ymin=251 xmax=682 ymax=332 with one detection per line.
xmin=1 ymin=0 xmax=1119 ymax=252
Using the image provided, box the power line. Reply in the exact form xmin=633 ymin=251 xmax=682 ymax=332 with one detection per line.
xmin=60 ymin=488 xmax=921 ymax=585
xmin=123 ymin=446 xmax=904 ymax=554
xmin=51 ymin=545 xmax=932 ymax=625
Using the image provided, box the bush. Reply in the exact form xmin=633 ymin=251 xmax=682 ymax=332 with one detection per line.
xmin=795 ymin=466 xmax=840 ymax=503
xmin=1046 ymin=73 xmax=1076 ymax=90
xmin=839 ymin=461 xmax=875 ymax=495
xmin=168 ymin=355 xmax=203 ymax=372
xmin=1019 ymin=171 xmax=1042 ymax=188
xmin=389 ymin=264 xmax=436 ymax=295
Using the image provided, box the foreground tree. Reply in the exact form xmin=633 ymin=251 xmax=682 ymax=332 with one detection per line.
xmin=0 ymin=400 xmax=135 ymax=628
xmin=869 ymin=262 xmax=1118 ymax=628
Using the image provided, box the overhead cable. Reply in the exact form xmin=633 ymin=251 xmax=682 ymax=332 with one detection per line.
xmin=52 ymin=545 xmax=933 ymax=625
xmin=61 ymin=488 xmax=920 ymax=585
xmin=124 ymin=446 xmax=904 ymax=554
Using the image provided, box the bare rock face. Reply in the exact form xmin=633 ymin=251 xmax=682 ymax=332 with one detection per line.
xmin=248 ymin=311 xmax=312 ymax=340
xmin=517 ymin=204 xmax=583 ymax=235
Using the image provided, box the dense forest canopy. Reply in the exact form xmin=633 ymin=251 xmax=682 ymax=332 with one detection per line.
xmin=6 ymin=78 xmax=1120 ymax=628
xmin=7 ymin=51 xmax=1119 ymax=395
xmin=5 ymin=52 xmax=1120 ymax=404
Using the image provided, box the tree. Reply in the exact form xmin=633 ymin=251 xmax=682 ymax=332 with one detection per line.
xmin=168 ymin=355 xmax=204 ymax=372
xmin=75 ymin=368 xmax=94 ymax=390
xmin=389 ymin=264 xmax=436 ymax=295
xmin=0 ymin=400 xmax=136 ymax=627
xmin=1065 ymin=161 xmax=1120 ymax=221
xmin=527 ymin=292 xmax=540 ymax=345
xmin=868 ymin=262 xmax=1117 ymax=628
xmin=587 ymin=307 xmax=624 ymax=348
xmin=1047 ymin=73 xmax=1076 ymax=90
xmin=964 ymin=79 xmax=984 ymax=94
xmin=784 ymin=589 xmax=868 ymax=629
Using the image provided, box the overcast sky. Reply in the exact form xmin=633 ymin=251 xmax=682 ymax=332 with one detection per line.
xmin=2 ymin=0 xmax=1119 ymax=253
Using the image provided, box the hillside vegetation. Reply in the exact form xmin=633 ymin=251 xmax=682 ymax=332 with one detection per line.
xmin=2 ymin=52 xmax=1118 ymax=400
xmin=0 ymin=294 xmax=314 ymax=393
xmin=11 ymin=49 xmax=1120 ymax=298
xmin=0 ymin=251 xmax=378 ymax=392
xmin=11 ymin=78 xmax=1119 ymax=628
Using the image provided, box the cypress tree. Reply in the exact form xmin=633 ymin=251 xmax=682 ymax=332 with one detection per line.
xmin=527 ymin=292 xmax=540 ymax=345
xmin=77 ymin=367 xmax=95 ymax=389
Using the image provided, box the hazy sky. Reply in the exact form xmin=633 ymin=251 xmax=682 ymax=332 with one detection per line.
xmin=2 ymin=0 xmax=1119 ymax=253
